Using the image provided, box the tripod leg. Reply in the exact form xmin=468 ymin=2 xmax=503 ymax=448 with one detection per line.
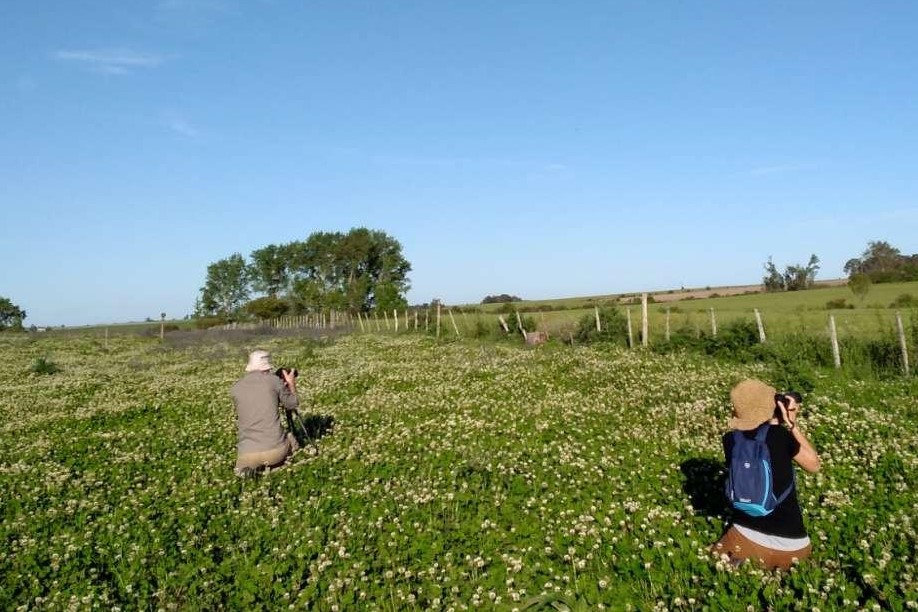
xmin=292 ymin=411 xmax=319 ymax=454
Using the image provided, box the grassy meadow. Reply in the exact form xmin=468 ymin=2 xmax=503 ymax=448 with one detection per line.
xmin=1 ymin=330 xmax=916 ymax=610
xmin=458 ymin=280 xmax=918 ymax=341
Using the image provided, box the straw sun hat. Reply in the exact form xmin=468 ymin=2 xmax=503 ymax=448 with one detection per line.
xmin=244 ymin=349 xmax=274 ymax=373
xmin=728 ymin=379 xmax=777 ymax=430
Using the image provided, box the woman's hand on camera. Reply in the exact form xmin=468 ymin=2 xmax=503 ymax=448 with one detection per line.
xmin=779 ymin=396 xmax=799 ymax=429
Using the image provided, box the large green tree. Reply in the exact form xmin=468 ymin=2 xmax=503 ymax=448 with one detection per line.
xmin=248 ymin=244 xmax=292 ymax=297
xmin=0 ymin=297 xmax=26 ymax=331
xmin=286 ymin=228 xmax=411 ymax=313
xmin=195 ymin=253 xmax=251 ymax=319
xmin=844 ymin=240 xmax=918 ymax=283
xmin=196 ymin=228 xmax=412 ymax=320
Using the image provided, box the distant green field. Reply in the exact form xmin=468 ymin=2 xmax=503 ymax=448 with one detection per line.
xmin=458 ymin=281 xmax=918 ymax=340
xmin=36 ymin=280 xmax=918 ymax=343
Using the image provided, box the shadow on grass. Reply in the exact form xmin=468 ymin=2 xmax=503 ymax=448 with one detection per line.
xmin=286 ymin=411 xmax=335 ymax=449
xmin=680 ymin=457 xmax=728 ymax=518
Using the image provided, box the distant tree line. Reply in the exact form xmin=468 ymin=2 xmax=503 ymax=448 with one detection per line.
xmin=844 ymin=240 xmax=918 ymax=283
xmin=481 ymin=294 xmax=522 ymax=304
xmin=761 ymin=240 xmax=917 ymax=294
xmin=195 ymin=228 xmax=411 ymax=322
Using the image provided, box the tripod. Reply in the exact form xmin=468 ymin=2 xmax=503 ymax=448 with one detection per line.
xmin=284 ymin=409 xmax=319 ymax=454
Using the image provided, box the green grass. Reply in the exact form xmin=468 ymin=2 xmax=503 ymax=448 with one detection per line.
xmin=1 ymin=333 xmax=915 ymax=609
xmin=454 ymin=281 xmax=918 ymax=340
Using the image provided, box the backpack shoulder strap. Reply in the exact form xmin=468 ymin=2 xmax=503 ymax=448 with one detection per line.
xmin=754 ymin=423 xmax=770 ymax=442
xmin=775 ymin=478 xmax=795 ymax=504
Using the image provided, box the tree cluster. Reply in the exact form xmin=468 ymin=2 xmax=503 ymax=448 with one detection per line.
xmin=196 ymin=228 xmax=411 ymax=321
xmin=762 ymin=254 xmax=820 ymax=292
xmin=844 ymin=240 xmax=918 ymax=283
xmin=0 ymin=296 xmax=26 ymax=331
xmin=481 ymin=294 xmax=522 ymax=304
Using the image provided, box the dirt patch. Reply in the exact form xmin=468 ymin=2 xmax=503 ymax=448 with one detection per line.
xmin=645 ymin=279 xmax=847 ymax=303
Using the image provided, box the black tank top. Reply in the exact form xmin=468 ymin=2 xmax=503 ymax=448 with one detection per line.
xmin=723 ymin=425 xmax=807 ymax=538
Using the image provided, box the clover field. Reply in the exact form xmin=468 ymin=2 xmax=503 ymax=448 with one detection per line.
xmin=1 ymin=333 xmax=916 ymax=611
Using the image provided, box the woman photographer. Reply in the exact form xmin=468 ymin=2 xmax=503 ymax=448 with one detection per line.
xmin=231 ymin=349 xmax=300 ymax=475
xmin=712 ymin=379 xmax=820 ymax=569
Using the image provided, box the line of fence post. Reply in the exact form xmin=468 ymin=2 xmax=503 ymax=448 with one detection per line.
xmin=626 ymin=308 xmax=633 ymax=348
xmin=828 ymin=314 xmax=841 ymax=369
xmin=448 ymin=309 xmax=460 ymax=337
xmin=641 ymin=293 xmax=648 ymax=347
xmin=709 ymin=308 xmax=717 ymax=337
xmin=754 ymin=308 xmax=766 ymax=343
xmin=594 ymin=306 xmax=601 ymax=333
xmin=665 ymin=308 xmax=671 ymax=342
xmin=896 ymin=311 xmax=910 ymax=376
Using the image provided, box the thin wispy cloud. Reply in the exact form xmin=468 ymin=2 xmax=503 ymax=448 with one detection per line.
xmin=162 ymin=112 xmax=201 ymax=140
xmin=743 ymin=163 xmax=812 ymax=177
xmin=53 ymin=49 xmax=165 ymax=75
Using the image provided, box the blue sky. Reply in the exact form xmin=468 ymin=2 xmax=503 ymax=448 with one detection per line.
xmin=2 ymin=1 xmax=917 ymax=326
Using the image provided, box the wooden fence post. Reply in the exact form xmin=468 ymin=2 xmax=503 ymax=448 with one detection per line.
xmin=709 ymin=308 xmax=717 ymax=337
xmin=383 ymin=310 xmax=390 ymax=331
xmin=594 ymin=306 xmax=602 ymax=333
xmin=828 ymin=315 xmax=841 ymax=369
xmin=515 ymin=311 xmax=525 ymax=338
xmin=641 ymin=293 xmax=648 ymax=347
xmin=160 ymin=312 xmax=166 ymax=340
xmin=665 ymin=307 xmax=671 ymax=342
xmin=436 ymin=303 xmax=441 ymax=339
xmin=394 ymin=309 xmax=399 ymax=332
xmin=448 ymin=309 xmax=461 ymax=337
xmin=896 ymin=311 xmax=910 ymax=376
xmin=626 ymin=308 xmax=633 ymax=348
xmin=754 ymin=308 xmax=766 ymax=343
xmin=357 ymin=312 xmax=365 ymax=332
xmin=414 ymin=310 xmax=419 ymax=331
xmin=498 ymin=315 xmax=510 ymax=333
xmin=404 ymin=309 xmax=409 ymax=331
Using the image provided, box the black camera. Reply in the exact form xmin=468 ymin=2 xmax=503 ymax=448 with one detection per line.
xmin=773 ymin=391 xmax=802 ymax=420
xmin=275 ymin=367 xmax=298 ymax=379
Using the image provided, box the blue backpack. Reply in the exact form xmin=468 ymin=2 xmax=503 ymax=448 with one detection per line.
xmin=725 ymin=425 xmax=794 ymax=517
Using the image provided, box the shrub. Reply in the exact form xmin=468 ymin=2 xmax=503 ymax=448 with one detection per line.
xmin=194 ymin=316 xmax=228 ymax=330
xmin=574 ymin=307 xmax=629 ymax=345
xmin=245 ymin=296 xmax=290 ymax=320
xmin=698 ymin=320 xmax=763 ymax=362
xmin=30 ymin=356 xmax=60 ymax=375
xmin=890 ymin=293 xmax=917 ymax=309
xmin=825 ymin=298 xmax=854 ymax=310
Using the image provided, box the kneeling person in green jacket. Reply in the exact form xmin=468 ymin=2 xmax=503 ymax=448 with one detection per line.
xmin=231 ymin=349 xmax=299 ymax=475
